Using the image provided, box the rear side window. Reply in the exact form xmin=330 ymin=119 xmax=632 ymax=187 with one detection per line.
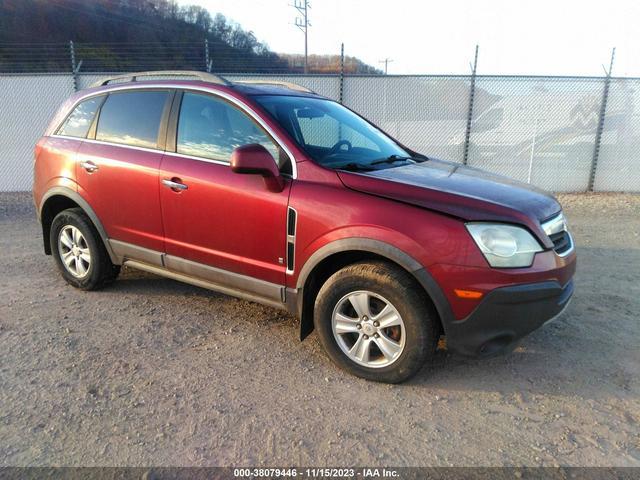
xmin=96 ymin=91 xmax=168 ymax=149
xmin=176 ymin=92 xmax=279 ymax=163
xmin=57 ymin=96 xmax=103 ymax=138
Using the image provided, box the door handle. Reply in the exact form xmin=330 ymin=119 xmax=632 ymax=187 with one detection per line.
xmin=162 ymin=178 xmax=188 ymax=191
xmin=80 ymin=160 xmax=99 ymax=173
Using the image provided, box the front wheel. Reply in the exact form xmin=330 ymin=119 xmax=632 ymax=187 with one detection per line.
xmin=314 ymin=261 xmax=439 ymax=383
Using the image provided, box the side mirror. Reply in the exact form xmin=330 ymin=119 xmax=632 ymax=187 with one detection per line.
xmin=230 ymin=144 xmax=285 ymax=192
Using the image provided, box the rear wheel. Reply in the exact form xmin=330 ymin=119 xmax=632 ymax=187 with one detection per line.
xmin=50 ymin=208 xmax=120 ymax=290
xmin=314 ymin=261 xmax=439 ymax=383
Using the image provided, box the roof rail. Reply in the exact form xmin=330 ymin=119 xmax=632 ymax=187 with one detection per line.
xmin=91 ymin=70 xmax=230 ymax=88
xmin=232 ymin=79 xmax=314 ymax=93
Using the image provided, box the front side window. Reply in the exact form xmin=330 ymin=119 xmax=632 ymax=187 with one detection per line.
xmin=176 ymin=92 xmax=279 ymax=165
xmin=96 ymin=91 xmax=168 ymax=149
xmin=254 ymin=95 xmax=413 ymax=170
xmin=57 ymin=96 xmax=103 ymax=138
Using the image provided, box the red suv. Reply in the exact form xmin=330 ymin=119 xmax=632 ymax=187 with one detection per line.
xmin=33 ymin=71 xmax=576 ymax=383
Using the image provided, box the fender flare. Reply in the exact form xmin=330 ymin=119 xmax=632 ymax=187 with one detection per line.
xmin=293 ymin=238 xmax=455 ymax=339
xmin=39 ymin=186 xmax=119 ymax=264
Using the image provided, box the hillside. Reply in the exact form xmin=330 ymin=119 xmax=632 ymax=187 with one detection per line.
xmin=0 ymin=0 xmax=380 ymax=73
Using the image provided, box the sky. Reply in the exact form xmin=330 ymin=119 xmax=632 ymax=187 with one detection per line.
xmin=181 ymin=0 xmax=640 ymax=77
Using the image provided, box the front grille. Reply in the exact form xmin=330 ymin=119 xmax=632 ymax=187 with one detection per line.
xmin=549 ymin=230 xmax=572 ymax=255
xmin=542 ymin=212 xmax=573 ymax=257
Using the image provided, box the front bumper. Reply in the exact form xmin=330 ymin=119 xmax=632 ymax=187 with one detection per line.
xmin=445 ymin=279 xmax=574 ymax=357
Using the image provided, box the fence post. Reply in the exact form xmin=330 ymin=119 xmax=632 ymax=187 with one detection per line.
xmin=204 ymin=39 xmax=212 ymax=73
xmin=588 ymin=47 xmax=615 ymax=192
xmin=462 ymin=45 xmax=479 ymax=165
xmin=69 ymin=40 xmax=78 ymax=92
xmin=339 ymin=43 xmax=345 ymax=104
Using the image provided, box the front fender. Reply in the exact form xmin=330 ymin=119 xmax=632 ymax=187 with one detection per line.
xmin=292 ymin=235 xmax=455 ymax=341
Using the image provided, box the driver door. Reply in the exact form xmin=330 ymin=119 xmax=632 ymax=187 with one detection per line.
xmin=159 ymin=91 xmax=292 ymax=291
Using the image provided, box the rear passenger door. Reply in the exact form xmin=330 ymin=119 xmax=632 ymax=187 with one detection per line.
xmin=76 ymin=89 xmax=173 ymax=254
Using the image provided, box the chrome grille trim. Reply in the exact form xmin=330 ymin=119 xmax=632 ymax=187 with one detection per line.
xmin=542 ymin=212 xmax=567 ymax=236
xmin=541 ymin=213 xmax=574 ymax=257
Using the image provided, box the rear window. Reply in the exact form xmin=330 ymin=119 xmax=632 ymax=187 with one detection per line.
xmin=96 ymin=91 xmax=168 ymax=149
xmin=57 ymin=96 xmax=103 ymax=138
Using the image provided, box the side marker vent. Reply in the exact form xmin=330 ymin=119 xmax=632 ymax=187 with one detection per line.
xmin=287 ymin=243 xmax=295 ymax=271
xmin=287 ymin=208 xmax=297 ymax=236
xmin=286 ymin=207 xmax=297 ymax=272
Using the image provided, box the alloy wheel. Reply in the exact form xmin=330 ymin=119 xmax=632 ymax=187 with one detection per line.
xmin=331 ymin=290 xmax=406 ymax=368
xmin=58 ymin=225 xmax=91 ymax=278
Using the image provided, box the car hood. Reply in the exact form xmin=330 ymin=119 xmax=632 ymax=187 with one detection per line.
xmin=337 ymin=159 xmax=561 ymax=248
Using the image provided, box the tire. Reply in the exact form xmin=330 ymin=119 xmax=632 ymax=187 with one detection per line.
xmin=50 ymin=208 xmax=120 ymax=290
xmin=314 ymin=261 xmax=439 ymax=383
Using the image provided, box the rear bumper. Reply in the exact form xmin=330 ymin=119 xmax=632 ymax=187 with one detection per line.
xmin=445 ymin=279 xmax=574 ymax=357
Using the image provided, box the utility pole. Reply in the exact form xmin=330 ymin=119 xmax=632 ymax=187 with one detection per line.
xmin=292 ymin=0 xmax=310 ymax=73
xmin=379 ymin=58 xmax=393 ymax=74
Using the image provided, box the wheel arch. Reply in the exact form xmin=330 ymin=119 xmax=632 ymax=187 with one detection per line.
xmin=293 ymin=238 xmax=455 ymax=341
xmin=39 ymin=187 xmax=118 ymax=264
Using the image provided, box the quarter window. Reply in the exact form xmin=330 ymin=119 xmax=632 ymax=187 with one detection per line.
xmin=96 ymin=91 xmax=168 ymax=149
xmin=57 ymin=96 xmax=103 ymax=138
xmin=177 ymin=92 xmax=279 ymax=164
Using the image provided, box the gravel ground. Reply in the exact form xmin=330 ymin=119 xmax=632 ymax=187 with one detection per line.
xmin=0 ymin=192 xmax=639 ymax=467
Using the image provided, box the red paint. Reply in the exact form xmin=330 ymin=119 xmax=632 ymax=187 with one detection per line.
xmin=159 ymin=154 xmax=290 ymax=284
xmin=76 ymin=142 xmax=165 ymax=252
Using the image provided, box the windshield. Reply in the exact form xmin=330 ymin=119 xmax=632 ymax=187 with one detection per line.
xmin=253 ymin=95 xmax=419 ymax=171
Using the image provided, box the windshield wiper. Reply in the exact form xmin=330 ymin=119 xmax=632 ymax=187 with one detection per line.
xmin=336 ymin=162 xmax=375 ymax=172
xmin=370 ymin=154 xmax=426 ymax=166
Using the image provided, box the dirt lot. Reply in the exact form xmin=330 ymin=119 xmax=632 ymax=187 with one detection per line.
xmin=0 ymin=192 xmax=639 ymax=467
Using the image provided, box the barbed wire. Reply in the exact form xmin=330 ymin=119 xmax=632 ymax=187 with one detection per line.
xmin=0 ymin=42 xmax=337 ymax=73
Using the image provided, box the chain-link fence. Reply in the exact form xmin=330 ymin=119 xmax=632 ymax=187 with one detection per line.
xmin=1 ymin=72 xmax=638 ymax=192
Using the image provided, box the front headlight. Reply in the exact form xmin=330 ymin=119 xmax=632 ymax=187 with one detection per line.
xmin=466 ymin=223 xmax=543 ymax=268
